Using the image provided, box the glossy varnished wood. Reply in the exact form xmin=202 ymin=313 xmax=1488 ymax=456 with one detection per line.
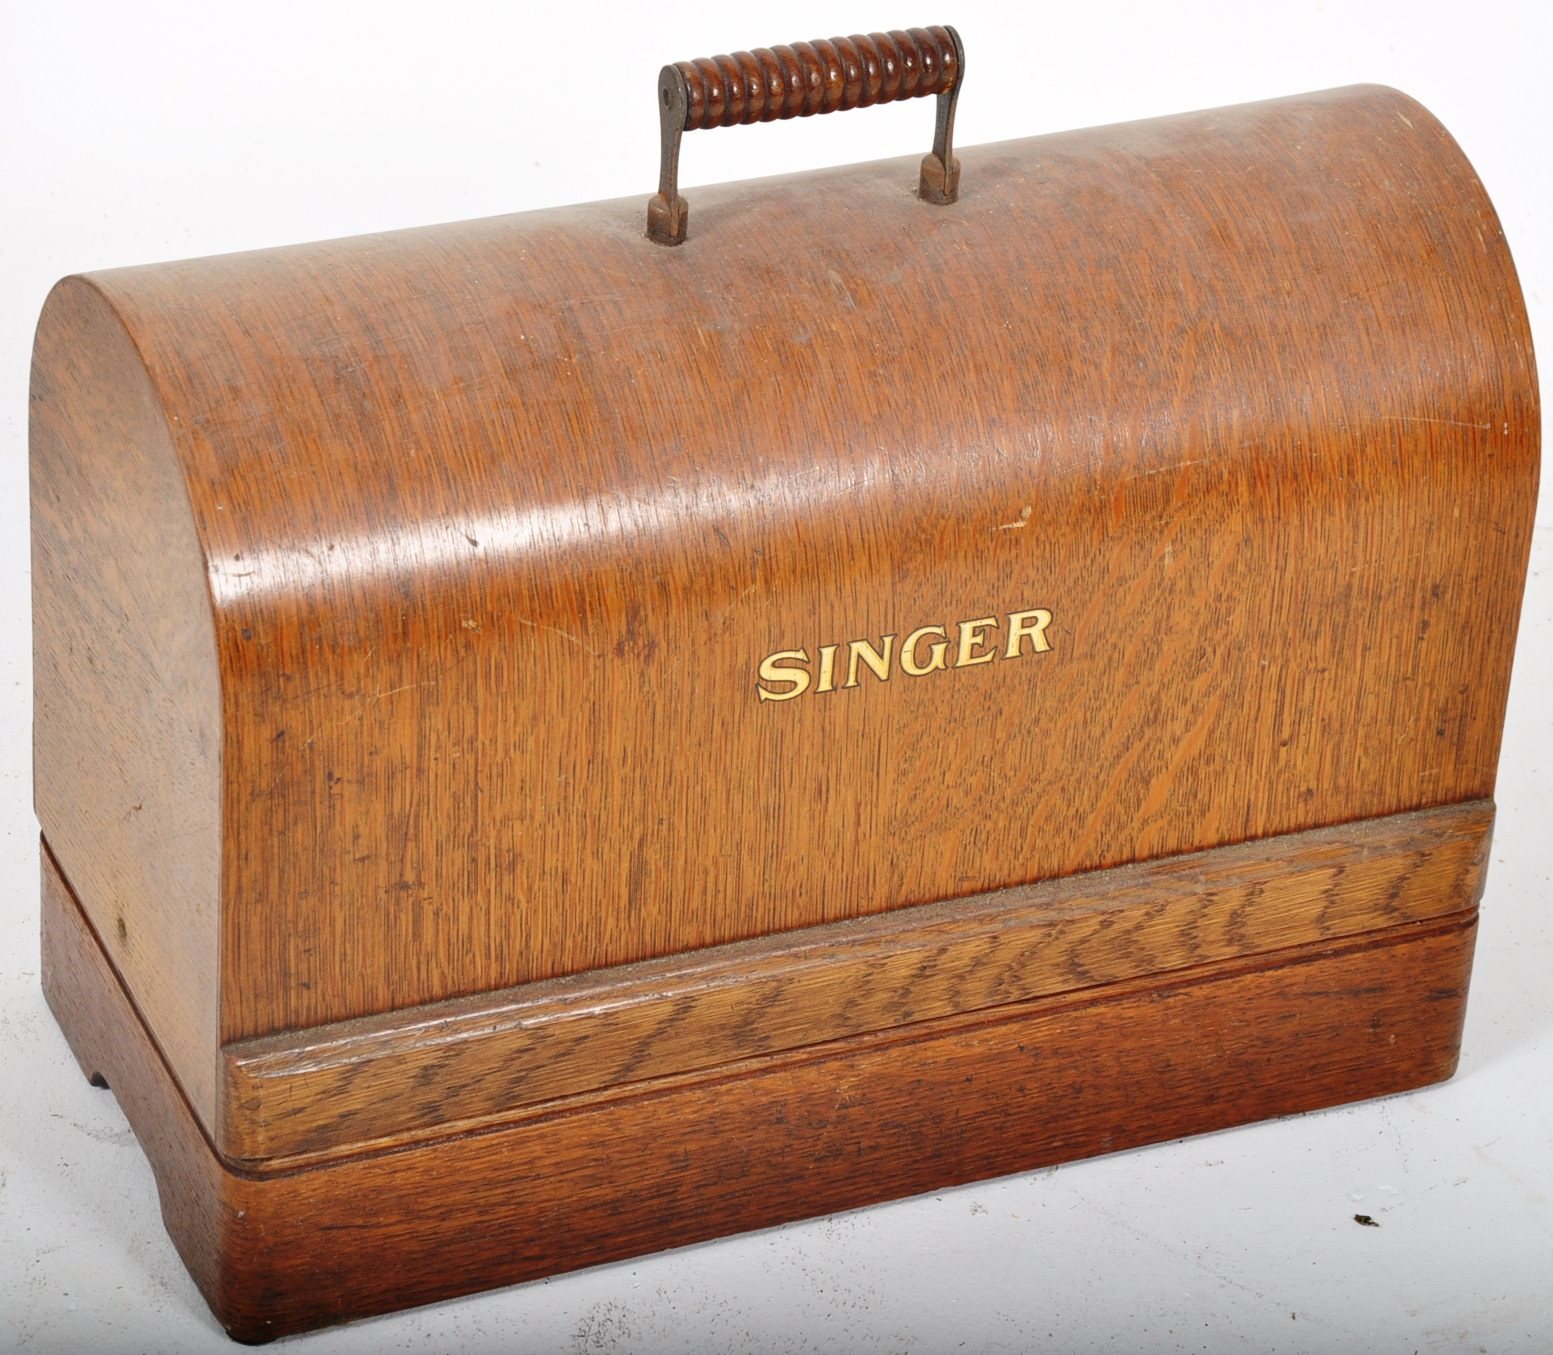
xmin=676 ymin=28 xmax=959 ymax=128
xmin=30 ymin=87 xmax=1538 ymax=1094
xmin=43 ymin=841 xmax=1479 ymax=1344
xmin=31 ymin=76 xmax=1539 ymax=1340
xmin=220 ymin=799 xmax=1492 ymax=1162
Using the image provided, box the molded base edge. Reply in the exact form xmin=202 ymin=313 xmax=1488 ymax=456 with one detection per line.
xmin=41 ymin=832 xmax=1478 ymax=1343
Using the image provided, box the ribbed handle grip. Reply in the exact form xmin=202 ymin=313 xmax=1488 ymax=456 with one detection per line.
xmin=648 ymin=24 xmax=965 ymax=246
xmin=677 ymin=28 xmax=961 ymax=130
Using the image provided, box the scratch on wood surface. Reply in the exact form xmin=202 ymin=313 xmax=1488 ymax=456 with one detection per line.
xmin=1382 ymin=416 xmax=1493 ymax=431
xmin=657 ymin=583 xmax=761 ymax=684
xmin=995 ymin=506 xmax=1033 ymax=531
xmin=366 ymin=680 xmax=435 ymax=705
xmin=1117 ymin=459 xmax=1206 ymax=486
xmin=514 ymin=616 xmax=600 ymax=657
xmin=714 ymin=582 xmax=762 ymax=634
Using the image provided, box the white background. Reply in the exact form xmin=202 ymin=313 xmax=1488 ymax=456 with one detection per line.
xmin=1 ymin=2 xmax=1549 ymax=1351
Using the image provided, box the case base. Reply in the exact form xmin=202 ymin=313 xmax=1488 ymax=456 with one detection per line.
xmin=41 ymin=814 xmax=1480 ymax=1343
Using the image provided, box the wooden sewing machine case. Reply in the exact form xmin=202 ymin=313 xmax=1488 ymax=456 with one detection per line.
xmin=31 ymin=27 xmax=1539 ymax=1343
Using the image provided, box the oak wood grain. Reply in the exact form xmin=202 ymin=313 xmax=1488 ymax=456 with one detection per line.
xmin=29 ymin=76 xmax=1538 ymax=1340
xmin=43 ymin=842 xmax=1478 ymax=1344
xmin=220 ymin=799 xmax=1491 ymax=1162
xmin=30 ymin=86 xmax=1539 ymax=1075
xmin=30 ymin=278 xmax=223 ymax=1126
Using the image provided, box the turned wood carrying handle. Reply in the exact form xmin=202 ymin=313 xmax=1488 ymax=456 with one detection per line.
xmin=648 ymin=26 xmax=965 ymax=246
